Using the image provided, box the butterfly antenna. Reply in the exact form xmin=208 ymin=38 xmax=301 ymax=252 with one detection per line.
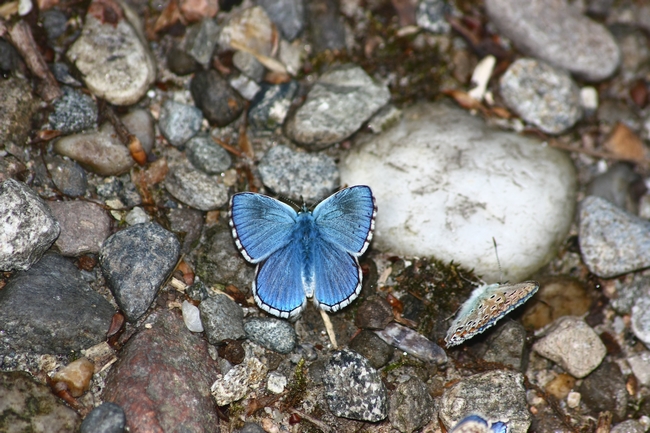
xmin=492 ymin=237 xmax=504 ymax=283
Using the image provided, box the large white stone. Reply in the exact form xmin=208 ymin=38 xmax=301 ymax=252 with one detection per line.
xmin=340 ymin=102 xmax=576 ymax=282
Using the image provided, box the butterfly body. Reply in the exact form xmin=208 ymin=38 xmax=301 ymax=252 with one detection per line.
xmin=229 ymin=185 xmax=376 ymax=319
xmin=445 ymin=281 xmax=539 ymax=347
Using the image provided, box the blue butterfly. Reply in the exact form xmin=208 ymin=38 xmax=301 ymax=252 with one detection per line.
xmin=449 ymin=415 xmax=508 ymax=433
xmin=229 ymin=185 xmax=376 ymax=319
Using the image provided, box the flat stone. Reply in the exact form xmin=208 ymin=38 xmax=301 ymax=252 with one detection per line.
xmin=158 ymin=100 xmax=203 ymax=147
xmin=164 ymin=161 xmax=229 ymax=211
xmin=53 ymin=122 xmax=135 ymax=176
xmin=257 ymin=0 xmax=304 ymax=41
xmin=340 ymin=102 xmax=577 ymax=282
xmin=44 ymin=155 xmax=88 ymax=197
xmin=48 ymin=200 xmax=112 ymax=256
xmin=389 ymin=376 xmax=436 ymax=433
xmin=285 ymin=64 xmax=390 ymax=149
xmin=0 ymin=179 xmax=60 ymax=271
xmin=485 ymin=0 xmax=620 ymax=81
xmin=243 ymin=317 xmax=297 ymax=354
xmin=0 ymin=253 xmax=115 ymax=354
xmin=186 ymin=134 xmax=232 ymax=174
xmin=579 ymin=195 xmax=650 ymax=278
xmin=199 ymin=293 xmax=245 ymax=344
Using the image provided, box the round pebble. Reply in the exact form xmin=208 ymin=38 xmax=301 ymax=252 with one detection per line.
xmin=485 ymin=0 xmax=621 ymax=81
xmin=340 ymin=102 xmax=577 ymax=282
xmin=186 ymin=134 xmax=232 ymax=174
xmin=285 ymin=64 xmax=390 ymax=149
xmin=182 ymin=300 xmax=204 ymax=333
xmin=348 ymin=330 xmax=394 ymax=369
xmin=248 ymin=81 xmax=298 ymax=130
xmin=51 ymin=357 xmax=95 ymax=397
xmin=190 ymin=69 xmax=245 ymax=126
xmin=158 ymin=100 xmax=203 ymax=147
xmin=499 ymin=58 xmax=583 ymax=134
xmin=258 ymin=145 xmax=339 ymax=202
xmin=44 ymin=155 xmax=88 ymax=197
xmin=48 ymin=86 xmax=98 ymax=134
xmin=120 ymin=109 xmax=155 ymax=155
xmin=416 ymin=0 xmax=452 ymax=34
xmin=579 ymin=195 xmax=650 ymax=278
xmin=243 ymin=317 xmax=297 ymax=354
xmin=164 ymin=162 xmax=229 ymax=211
xmin=266 ymin=371 xmax=287 ymax=394
xmin=211 ymin=350 xmax=267 ymax=405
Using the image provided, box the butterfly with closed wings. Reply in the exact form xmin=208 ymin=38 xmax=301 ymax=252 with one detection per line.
xmin=229 ymin=185 xmax=377 ymax=319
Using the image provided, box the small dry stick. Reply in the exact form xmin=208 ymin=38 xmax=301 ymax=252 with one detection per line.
xmin=319 ymin=310 xmax=338 ymax=349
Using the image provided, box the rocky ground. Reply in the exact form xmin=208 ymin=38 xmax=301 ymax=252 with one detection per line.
xmin=2 ymin=0 xmax=650 ymax=432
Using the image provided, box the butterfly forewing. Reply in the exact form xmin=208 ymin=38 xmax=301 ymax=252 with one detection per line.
xmin=313 ymin=185 xmax=376 ymax=254
xmin=253 ymin=241 xmax=307 ymax=318
xmin=229 ymin=193 xmax=297 ymax=263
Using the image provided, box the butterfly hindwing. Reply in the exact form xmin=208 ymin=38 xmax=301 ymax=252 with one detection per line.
xmin=313 ymin=185 xmax=376 ymax=254
xmin=254 ymin=241 xmax=307 ymax=318
xmin=230 ymin=192 xmax=297 ymax=263
xmin=449 ymin=415 xmax=509 ymax=433
xmin=312 ymin=239 xmax=363 ymax=312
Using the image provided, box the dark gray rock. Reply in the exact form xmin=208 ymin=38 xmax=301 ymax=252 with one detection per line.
xmin=0 ymin=179 xmax=60 ymax=271
xmin=80 ymin=402 xmax=126 ymax=433
xmin=586 ymin=163 xmax=641 ymax=214
xmin=167 ymin=46 xmax=200 ymax=76
xmin=257 ymin=0 xmax=304 ymax=40
xmin=480 ymin=320 xmax=527 ymax=370
xmin=185 ymin=18 xmax=220 ymax=68
xmin=44 ymin=155 xmax=88 ymax=197
xmin=579 ymin=362 xmax=628 ymax=422
xmin=158 ymin=100 xmax=203 ymax=147
xmin=244 ymin=317 xmax=297 ymax=354
xmin=48 ymin=86 xmax=98 ymax=134
xmin=354 ymin=296 xmax=394 ymax=330
xmin=200 ymin=294 xmax=245 ymax=344
xmin=323 ymin=349 xmax=388 ymax=422
xmin=258 ymin=145 xmax=339 ymax=202
xmin=41 ymin=8 xmax=68 ymax=40
xmin=0 ymin=39 xmax=21 ymax=73
xmin=305 ymin=0 xmax=345 ymax=53
xmin=167 ymin=207 xmax=204 ymax=254
xmin=248 ymin=81 xmax=298 ymax=130
xmin=190 ymin=69 xmax=245 ymax=126
xmin=579 ymin=195 xmax=650 ymax=278
xmin=186 ymin=134 xmax=232 ymax=174
xmin=0 ymin=253 xmax=114 ymax=354
xmin=100 ymin=223 xmax=180 ymax=322
xmin=0 ymin=371 xmax=81 ymax=431
xmin=389 ymin=376 xmax=436 ymax=433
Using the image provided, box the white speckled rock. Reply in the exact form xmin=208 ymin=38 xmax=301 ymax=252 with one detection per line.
xmin=340 ymin=102 xmax=577 ymax=282
xmin=66 ymin=1 xmax=155 ymax=105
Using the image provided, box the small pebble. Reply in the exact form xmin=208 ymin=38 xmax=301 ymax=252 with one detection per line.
xmin=248 ymin=81 xmax=298 ymax=130
xmin=374 ymin=322 xmax=448 ymax=364
xmin=66 ymin=3 xmax=155 ymax=105
xmin=185 ymin=18 xmax=220 ymax=68
xmin=41 ymin=8 xmax=68 ymax=40
xmin=499 ymin=58 xmax=582 ymax=134
xmin=186 ymin=134 xmax=232 ymax=174
xmin=243 ymin=317 xmax=297 ymax=354
xmin=323 ymin=349 xmax=388 ymax=422
xmin=48 ymin=201 xmax=112 ymax=256
xmin=579 ymin=195 xmax=650 ymax=278
xmin=532 ymin=316 xmax=606 ymax=378
xmin=191 ymin=69 xmax=245 ymax=126
xmin=266 ymin=371 xmax=287 ymax=394
xmin=566 ymin=391 xmax=581 ymax=409
xmin=258 ymin=145 xmax=339 ymax=202
xmin=416 ymin=0 xmax=452 ymax=34
xmin=54 ymin=123 xmax=135 ymax=176
xmin=349 ymin=330 xmax=394 ymax=369
xmin=229 ymin=75 xmax=261 ymax=100
xmin=354 ymin=296 xmax=394 ymax=330
xmin=167 ymin=46 xmax=200 ymax=76
xmin=158 ymin=100 xmax=203 ymax=147
xmin=182 ymin=300 xmax=204 ymax=333
xmin=120 ymin=109 xmax=155 ymax=155
xmin=100 ymin=223 xmax=181 ymax=322
xmin=167 ymin=207 xmax=204 ymax=254
xmin=479 ymin=320 xmax=527 ymax=370
xmin=285 ymin=64 xmax=390 ymax=149
xmin=233 ymin=51 xmax=265 ymax=82
xmin=211 ymin=352 xmax=267 ymax=405
xmin=305 ymin=0 xmax=346 ymax=53
xmin=578 ymin=362 xmax=628 ymax=421
xmin=218 ymin=6 xmax=274 ymax=57
xmin=48 ymin=86 xmax=98 ymax=134
xmin=164 ymin=161 xmax=229 ymax=211
xmin=123 ymin=207 xmax=149 ymax=226
xmin=439 ymin=370 xmax=530 ymax=433
xmin=51 ymin=357 xmax=95 ymax=397
xmin=586 ymin=163 xmax=641 ymax=214
xmin=237 ymin=423 xmax=266 ymax=433
xmin=388 ymin=376 xmax=436 ymax=433
xmin=199 ymin=293 xmax=245 ymax=344
xmin=0 ymin=179 xmax=60 ymax=271
xmin=0 ymin=76 xmax=39 ymax=146
xmin=50 ymin=62 xmax=83 ymax=87
xmin=45 ymin=155 xmax=88 ymax=197
xmin=80 ymin=402 xmax=126 ymax=433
